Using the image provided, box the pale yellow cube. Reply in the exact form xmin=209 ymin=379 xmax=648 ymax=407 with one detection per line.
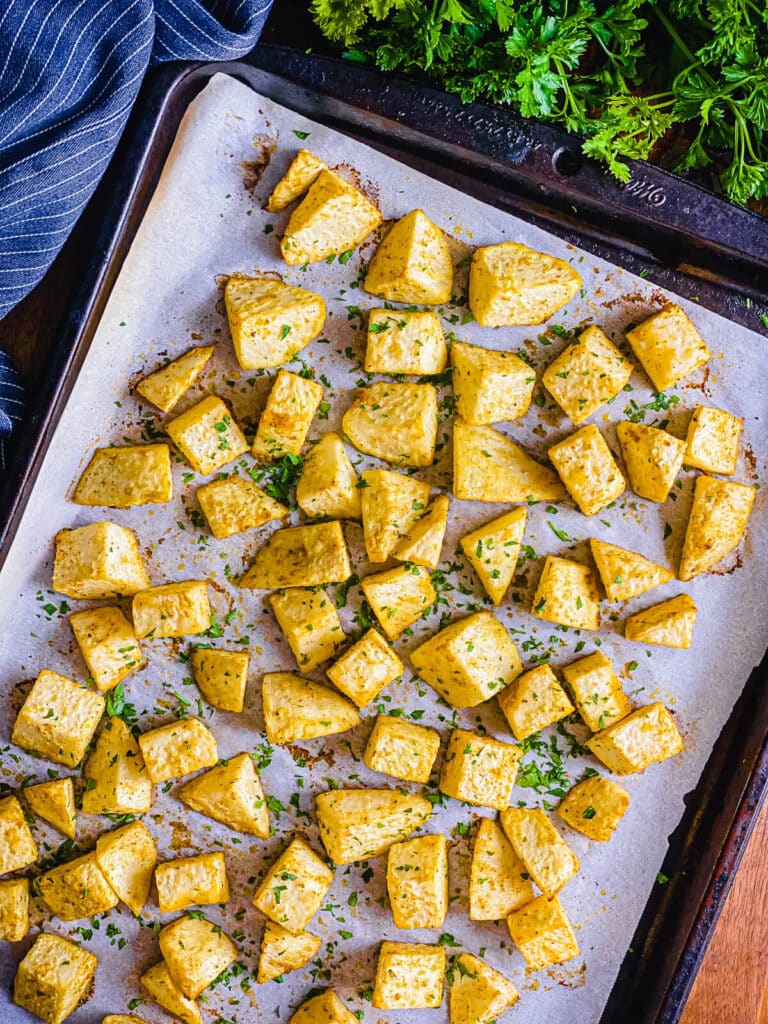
xmin=557 ymin=775 xmax=630 ymax=841
xmin=460 ymin=507 xmax=527 ymax=605
xmin=53 ymin=521 xmax=150 ymax=599
xmin=73 ymin=444 xmax=172 ymax=508
xmin=267 ymin=148 xmax=326 ymax=211
xmin=262 ymin=672 xmax=360 ymax=744
xmin=469 ymin=818 xmax=532 ymax=921
xmin=542 ymin=325 xmax=633 ymax=424
xmin=507 ymin=894 xmax=580 ymax=970
xmin=342 ymin=381 xmax=438 ymax=468
xmin=587 ymin=701 xmax=683 ymax=775
xmin=685 ymin=405 xmax=743 ymax=475
xmin=498 ymin=664 xmax=574 ymax=741
xmin=679 ymin=475 xmax=755 ymax=581
xmin=365 ymin=308 xmax=447 ymax=375
xmin=453 ymin=420 xmax=565 ymax=503
xmin=392 ymin=493 xmax=449 ymax=570
xmin=290 ymin=990 xmax=358 ymax=1024
xmin=166 ymin=395 xmax=248 ymax=476
xmin=411 ymin=611 xmax=523 ymax=708
xmin=361 ymin=564 xmax=436 ymax=640
xmin=82 ymin=717 xmax=152 ymax=815
xmin=140 ymin=961 xmax=201 ymax=1024
xmin=270 ymin=588 xmax=345 ymax=671
xmin=373 ymin=941 xmax=445 ymax=1009
xmin=531 ymin=555 xmax=600 ymax=631
xmin=240 ymin=521 xmax=352 ymax=590
xmin=0 ymin=796 xmax=37 ymax=875
xmin=156 ymin=852 xmax=229 ymax=913
xmin=252 ymin=369 xmax=324 ymax=459
xmin=449 ymin=953 xmax=519 ymax=1024
xmin=159 ymin=914 xmax=238 ymax=999
xmin=296 ymin=432 xmax=361 ymax=520
xmin=12 ymin=669 xmax=104 ymax=767
xmin=197 ymin=474 xmax=288 ymax=539
xmin=14 ymin=934 xmax=97 ymax=1024
xmin=387 ymin=833 xmax=448 ymax=929
xmin=95 ymin=819 xmax=156 ymax=917
xmin=625 ymin=594 xmax=697 ymax=649
xmin=253 ymin=837 xmax=333 ymax=934
xmin=364 ymin=208 xmax=453 ymax=304
xmin=103 ymin=1016 xmax=151 ymax=1024
xmin=501 ymin=807 xmax=579 ymax=898
xmin=440 ymin=729 xmax=522 ymax=811
xmin=138 ymin=718 xmax=218 ymax=783
xmin=363 ymin=715 xmax=441 ymax=784
xmin=38 ymin=850 xmax=119 ymax=921
xmin=360 ymin=469 xmax=432 ymax=563
xmin=469 ymin=242 xmax=581 ymax=327
xmin=135 ymin=345 xmax=214 ymax=412
xmin=327 ymin=629 xmax=404 ymax=707
xmin=626 ymin=302 xmax=710 ymax=392
xmin=191 ymin=647 xmax=248 ymax=712
xmin=549 ymin=424 xmax=626 ymax=516
xmin=617 ymin=421 xmax=686 ymax=503
xmin=179 ymin=752 xmax=269 ymax=837
xmin=316 ymin=788 xmax=433 ymax=865
xmin=452 ymin=340 xmax=536 ymax=424
xmin=562 ymin=652 xmax=631 ymax=733
xmin=257 ymin=920 xmax=321 ymax=983
xmin=70 ymin=605 xmax=142 ymax=692
xmin=589 ymin=538 xmax=674 ymax=603
xmin=132 ymin=580 xmax=211 ymax=639
xmin=25 ymin=778 xmax=76 ymax=838
xmin=0 ymin=878 xmax=29 ymax=941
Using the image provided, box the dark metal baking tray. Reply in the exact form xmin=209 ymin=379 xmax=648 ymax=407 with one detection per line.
xmin=0 ymin=45 xmax=766 ymax=1024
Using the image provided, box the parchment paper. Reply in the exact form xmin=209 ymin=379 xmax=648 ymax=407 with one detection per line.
xmin=1 ymin=73 xmax=766 ymax=1024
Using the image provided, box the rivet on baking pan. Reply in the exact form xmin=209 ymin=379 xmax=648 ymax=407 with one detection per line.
xmin=553 ymin=147 xmax=583 ymax=177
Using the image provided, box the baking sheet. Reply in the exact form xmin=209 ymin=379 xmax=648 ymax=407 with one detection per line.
xmin=1 ymin=71 xmax=766 ymax=1023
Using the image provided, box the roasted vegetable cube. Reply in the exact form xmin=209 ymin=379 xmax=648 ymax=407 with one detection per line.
xmin=685 ymin=405 xmax=742 ymax=475
xmin=257 ymin=920 xmax=321 ymax=983
xmin=155 ymin=852 xmax=229 ymax=913
xmin=360 ymin=469 xmax=432 ymax=563
xmin=411 ymin=611 xmax=523 ymax=708
xmin=270 ymin=588 xmax=346 ymax=671
xmin=452 ymin=340 xmax=536 ymax=424
xmin=561 ymin=652 xmax=630 ymax=733
xmin=138 ymin=718 xmax=218 ymax=783
xmin=0 ymin=878 xmax=28 ymax=941
xmin=266 ymin=149 xmax=326 ymax=211
xmin=589 ymin=538 xmax=673 ymax=603
xmin=290 ymin=990 xmax=358 ymax=1024
xmin=531 ymin=555 xmax=600 ymax=631
xmin=327 ymin=629 xmax=404 ymax=707
xmin=179 ymin=752 xmax=269 ymax=837
xmin=372 ymin=941 xmax=445 ymax=1009
xmin=240 ymin=521 xmax=352 ymax=589
xmin=449 ymin=953 xmax=519 ymax=1024
xmin=0 ymin=796 xmax=37 ymax=875
xmin=616 ymin=421 xmax=686 ymax=503
xmin=679 ymin=475 xmax=755 ymax=580
xmin=363 ymin=715 xmax=441 ymax=784
xmin=95 ymin=820 xmax=156 ymax=917
xmin=82 ymin=717 xmax=152 ymax=815
xmin=498 ymin=664 xmax=574 ymax=741
xmin=507 ymin=894 xmax=580 ymax=970
xmin=252 ymin=837 xmax=333 ymax=934
xmin=159 ymin=914 xmax=238 ymax=999
xmin=549 ymin=424 xmax=626 ymax=516
xmin=440 ymin=729 xmax=522 ymax=810
xmin=12 ymin=669 xmax=104 ymax=767
xmin=38 ymin=850 xmax=119 ymax=921
xmin=263 ymin=672 xmax=360 ymax=744
xmin=365 ymin=308 xmax=447 ymax=375
xmin=469 ymin=818 xmax=532 ymax=921
xmin=557 ymin=775 xmax=630 ymax=841
xmin=453 ymin=420 xmax=565 ymax=502
xmin=469 ymin=241 xmax=581 ymax=327
xmin=191 ymin=647 xmax=249 ymax=712
xmin=587 ymin=701 xmax=683 ymax=775
xmin=625 ymin=302 xmax=709 ymax=391
xmin=501 ymin=807 xmax=579 ymax=897
xmin=624 ymin=594 xmax=697 ymax=648
xmin=542 ymin=325 xmax=633 ymax=424
xmin=24 ymin=778 xmax=76 ymax=838
xmin=364 ymin=208 xmax=453 ymax=304
xmin=132 ymin=580 xmax=211 ymax=639
xmin=224 ymin=275 xmax=325 ymax=369
xmin=14 ymin=934 xmax=97 ymax=1024
xmin=387 ymin=833 xmax=448 ymax=929
xmin=361 ymin=564 xmax=436 ymax=640
xmin=342 ymin=381 xmax=438 ymax=467
xmin=316 ymin=788 xmax=432 ymax=865
xmin=140 ymin=961 xmax=200 ymax=1024
xmin=166 ymin=395 xmax=248 ymax=476
xmin=135 ymin=345 xmax=214 ymax=412
xmin=197 ymin=475 xmax=288 ymax=539
xmin=392 ymin=494 xmax=449 ymax=570
xmin=70 ymin=605 xmax=142 ymax=692
xmin=460 ymin=507 xmax=527 ymax=605
xmin=53 ymin=521 xmax=149 ymax=599
xmin=73 ymin=444 xmax=172 ymax=508
xmin=252 ymin=369 xmax=324 ymax=459
xmin=296 ymin=432 xmax=361 ymax=520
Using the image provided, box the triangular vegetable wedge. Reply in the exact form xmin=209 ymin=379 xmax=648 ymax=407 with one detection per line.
xmin=266 ymin=149 xmax=326 ymax=212
xmin=24 ymin=778 xmax=76 ymax=839
xmin=135 ymin=346 xmax=214 ymax=413
xmin=624 ymin=594 xmax=697 ymax=648
xmin=679 ymin=475 xmax=755 ymax=580
xmin=179 ymin=752 xmax=270 ymax=837
xmin=364 ymin=208 xmax=453 ymax=304
xmin=95 ymin=820 xmax=157 ymax=917
xmin=460 ymin=508 xmax=527 ymax=604
xmin=616 ymin=421 xmax=686 ymax=503
xmin=361 ymin=469 xmax=432 ymax=563
xmin=449 ymin=952 xmax=519 ymax=1024
xmin=453 ymin=420 xmax=564 ymax=502
xmin=590 ymin=538 xmax=674 ymax=602
xmin=393 ymin=494 xmax=449 ymax=569
xmin=256 ymin=921 xmax=321 ymax=983
xmin=262 ymin=673 xmax=360 ymax=744
xmin=316 ymin=788 xmax=432 ymax=865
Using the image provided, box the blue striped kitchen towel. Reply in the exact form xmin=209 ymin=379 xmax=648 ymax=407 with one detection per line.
xmin=0 ymin=0 xmax=274 ymax=469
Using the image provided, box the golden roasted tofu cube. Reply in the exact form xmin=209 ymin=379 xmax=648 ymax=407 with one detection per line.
xmin=0 ymin=796 xmax=37 ymax=874
xmin=0 ymin=878 xmax=29 ymax=941
xmin=679 ymin=475 xmax=755 ymax=580
xmin=542 ymin=325 xmax=633 ymax=424
xmin=561 ymin=651 xmax=631 ymax=733
xmin=587 ymin=701 xmax=683 ymax=775
xmin=342 ymin=381 xmax=438 ymax=467
xmin=12 ymin=669 xmax=104 ymax=768
xmin=197 ymin=475 xmax=288 ymax=540
xmin=38 ymin=850 xmax=119 ymax=921
xmin=166 ymin=395 xmax=248 ymax=476
xmin=507 ymin=893 xmax=580 ymax=970
xmin=392 ymin=494 xmax=449 ymax=570
xmin=82 ymin=717 xmax=152 ymax=815
xmin=498 ymin=664 xmax=574 ymax=741
xmin=140 ymin=961 xmax=201 ymax=1024
xmin=263 ymin=672 xmax=360 ymax=744
xmin=252 ymin=369 xmax=324 ymax=459
xmin=95 ymin=820 xmax=156 ymax=917
xmin=191 ymin=647 xmax=248 ymax=712
xmin=138 ymin=718 xmax=218 ymax=783
xmin=132 ymin=580 xmax=211 ymax=639
xmin=626 ymin=302 xmax=710 ymax=391
xmin=373 ymin=941 xmax=445 ymax=1009
xmin=361 ymin=564 xmax=436 ymax=640
xmin=290 ymin=990 xmax=358 ymax=1024
xmin=70 ymin=605 xmax=142 ymax=693
xmin=257 ymin=920 xmax=321 ymax=983
xmin=364 ymin=208 xmax=453 ymax=304
xmin=270 ymin=588 xmax=346 ymax=671
xmin=365 ymin=308 xmax=447 ymax=375
xmin=469 ymin=818 xmax=532 ymax=921
xmin=296 ymin=432 xmax=361 ymax=520
xmin=469 ymin=241 xmax=581 ymax=327
xmin=135 ymin=345 xmax=214 ymax=412
xmin=589 ymin=538 xmax=674 ymax=603
xmin=316 ymin=788 xmax=432 ymax=865
xmin=685 ymin=405 xmax=743 ymax=475
xmin=224 ymin=274 xmax=326 ymax=370
xmin=159 ymin=914 xmax=238 ymax=999
xmin=549 ymin=424 xmax=626 ymax=516
xmin=240 ymin=521 xmax=351 ymax=590
xmin=252 ymin=837 xmax=333 ymax=934
xmin=281 ymin=168 xmax=381 ymax=265
xmin=440 ymin=728 xmax=522 ymax=810
xmin=449 ymin=953 xmax=519 ymax=1024
xmin=531 ymin=555 xmax=600 ymax=631
xmin=453 ymin=420 xmax=565 ymax=502
xmin=452 ymin=340 xmax=536 ymax=424
xmin=625 ymin=594 xmax=697 ymax=648
xmin=616 ymin=421 xmax=686 ymax=503
xmin=360 ymin=469 xmax=432 ymax=563
xmin=411 ymin=611 xmax=523 ymax=708
xmin=460 ymin=507 xmax=527 ymax=605
xmin=73 ymin=444 xmax=172 ymax=508
xmin=25 ymin=778 xmax=76 ymax=838
xmin=179 ymin=752 xmax=269 ymax=837
xmin=501 ymin=807 xmax=579 ymax=897
xmin=155 ymin=852 xmax=229 ymax=914
xmin=267 ymin=148 xmax=326 ymax=211
xmin=14 ymin=934 xmax=97 ymax=1024
xmin=363 ymin=715 xmax=441 ymax=784
xmin=557 ymin=775 xmax=630 ymax=841
xmin=327 ymin=629 xmax=404 ymax=707
xmin=53 ymin=521 xmax=149 ymax=599
xmin=387 ymin=833 xmax=448 ymax=929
